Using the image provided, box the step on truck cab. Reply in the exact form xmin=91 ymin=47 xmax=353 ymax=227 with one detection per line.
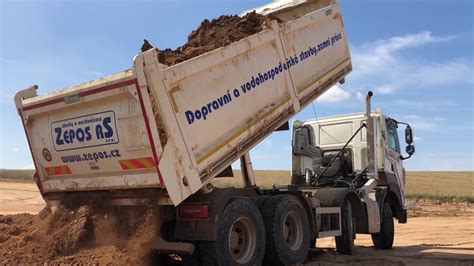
xmin=12 ymin=0 xmax=410 ymax=264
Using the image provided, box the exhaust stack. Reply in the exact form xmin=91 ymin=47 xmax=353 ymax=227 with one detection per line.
xmin=365 ymin=91 xmax=378 ymax=181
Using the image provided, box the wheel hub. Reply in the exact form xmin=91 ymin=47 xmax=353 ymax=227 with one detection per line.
xmin=228 ymin=217 xmax=257 ymax=264
xmin=283 ymin=211 xmax=304 ymax=250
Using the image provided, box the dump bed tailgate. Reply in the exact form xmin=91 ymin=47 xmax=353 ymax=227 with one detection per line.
xmin=16 ymin=70 xmax=164 ymax=193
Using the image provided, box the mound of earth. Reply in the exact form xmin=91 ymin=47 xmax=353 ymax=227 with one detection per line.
xmin=153 ymin=11 xmax=271 ymax=65
xmin=0 ymin=195 xmax=160 ymax=265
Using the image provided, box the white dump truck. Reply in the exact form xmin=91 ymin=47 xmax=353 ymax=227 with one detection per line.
xmin=14 ymin=0 xmax=415 ymax=264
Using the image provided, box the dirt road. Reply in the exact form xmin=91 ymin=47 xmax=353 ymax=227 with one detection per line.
xmin=310 ymin=215 xmax=473 ymax=265
xmin=0 ymin=180 xmax=45 ymax=215
xmin=1 ymin=180 xmax=473 ymax=265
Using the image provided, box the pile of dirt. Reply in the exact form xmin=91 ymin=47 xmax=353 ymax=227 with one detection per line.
xmin=154 ymin=11 xmax=271 ymax=65
xmin=0 ymin=193 xmax=160 ymax=265
xmin=144 ymin=11 xmax=271 ymax=144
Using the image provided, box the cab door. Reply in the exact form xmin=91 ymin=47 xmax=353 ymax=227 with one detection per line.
xmin=381 ymin=117 xmax=406 ymax=206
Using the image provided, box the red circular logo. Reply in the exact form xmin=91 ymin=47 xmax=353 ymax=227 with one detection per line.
xmin=42 ymin=148 xmax=52 ymax=162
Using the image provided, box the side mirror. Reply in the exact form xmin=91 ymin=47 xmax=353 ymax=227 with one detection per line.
xmin=292 ymin=126 xmax=322 ymax=158
xmin=405 ymin=125 xmax=413 ymax=144
xmin=400 ymin=144 xmax=415 ymax=160
xmin=406 ymin=144 xmax=415 ymax=155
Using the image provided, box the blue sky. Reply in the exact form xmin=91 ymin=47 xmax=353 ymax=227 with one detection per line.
xmin=0 ymin=0 xmax=472 ymax=171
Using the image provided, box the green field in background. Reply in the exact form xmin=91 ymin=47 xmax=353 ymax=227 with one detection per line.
xmin=1 ymin=169 xmax=472 ymax=202
xmin=213 ymin=170 xmax=474 ymax=202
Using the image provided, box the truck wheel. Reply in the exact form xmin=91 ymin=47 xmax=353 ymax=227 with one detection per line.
xmin=253 ymin=195 xmax=270 ymax=211
xmin=371 ymin=203 xmax=394 ymax=249
xmin=335 ymin=200 xmax=355 ymax=255
xmin=199 ymin=198 xmax=265 ymax=265
xmin=262 ymin=194 xmax=310 ymax=265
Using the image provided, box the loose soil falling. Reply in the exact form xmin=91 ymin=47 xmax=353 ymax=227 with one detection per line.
xmin=154 ymin=11 xmax=271 ymax=66
xmin=0 ymin=194 xmax=160 ymax=265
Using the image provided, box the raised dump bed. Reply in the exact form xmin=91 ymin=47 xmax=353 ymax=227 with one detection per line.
xmin=15 ymin=0 xmax=351 ymax=205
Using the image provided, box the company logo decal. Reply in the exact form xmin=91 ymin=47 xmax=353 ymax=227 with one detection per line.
xmin=51 ymin=111 xmax=119 ymax=151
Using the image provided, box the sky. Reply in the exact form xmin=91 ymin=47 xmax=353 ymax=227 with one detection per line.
xmin=0 ymin=0 xmax=473 ymax=171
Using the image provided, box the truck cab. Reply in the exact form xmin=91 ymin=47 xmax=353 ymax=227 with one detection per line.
xmin=291 ymin=107 xmax=415 ymax=226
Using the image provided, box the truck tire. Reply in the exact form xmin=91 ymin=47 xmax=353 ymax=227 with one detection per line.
xmin=261 ymin=194 xmax=310 ymax=265
xmin=335 ymin=200 xmax=355 ymax=255
xmin=371 ymin=203 xmax=394 ymax=249
xmin=252 ymin=195 xmax=270 ymax=211
xmin=199 ymin=198 xmax=265 ymax=265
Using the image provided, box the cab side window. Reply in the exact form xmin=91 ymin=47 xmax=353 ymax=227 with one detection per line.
xmin=386 ymin=122 xmax=400 ymax=153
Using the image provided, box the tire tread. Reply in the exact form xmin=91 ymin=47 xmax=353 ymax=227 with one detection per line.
xmin=261 ymin=194 xmax=310 ymax=265
xmin=335 ymin=200 xmax=355 ymax=255
xmin=371 ymin=203 xmax=394 ymax=249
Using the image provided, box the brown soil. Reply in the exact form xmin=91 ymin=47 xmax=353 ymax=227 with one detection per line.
xmin=0 ymin=193 xmax=160 ymax=265
xmin=154 ymin=11 xmax=271 ymax=66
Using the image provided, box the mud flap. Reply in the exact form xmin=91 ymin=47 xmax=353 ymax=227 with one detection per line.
xmin=149 ymin=236 xmax=194 ymax=255
xmin=398 ymin=209 xmax=407 ymax=223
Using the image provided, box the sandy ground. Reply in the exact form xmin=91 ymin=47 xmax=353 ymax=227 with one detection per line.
xmin=0 ymin=180 xmax=45 ymax=215
xmin=1 ymin=180 xmax=473 ymax=265
xmin=308 ymin=215 xmax=473 ymax=265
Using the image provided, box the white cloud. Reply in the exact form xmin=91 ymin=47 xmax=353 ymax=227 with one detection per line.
xmin=350 ymin=31 xmax=472 ymax=95
xmin=377 ymin=85 xmax=396 ymax=95
xmin=373 ymin=31 xmax=455 ymax=57
xmin=317 ymin=86 xmax=350 ymax=103
xmin=411 ymin=121 xmax=437 ymax=130
xmin=354 ymin=31 xmax=455 ymax=74
xmin=22 ymin=164 xmax=35 ymax=170
xmin=0 ymin=57 xmax=31 ymax=66
xmin=402 ymin=115 xmax=437 ymax=130
xmin=413 ymin=136 xmax=423 ymax=141
xmin=401 ymin=114 xmax=471 ymax=134
xmin=404 ymin=114 xmax=421 ymax=119
xmin=356 ymin=91 xmax=364 ymax=101
xmin=9 ymin=147 xmax=19 ymax=152
xmin=413 ymin=60 xmax=473 ymax=87
xmin=392 ymin=99 xmax=459 ymax=111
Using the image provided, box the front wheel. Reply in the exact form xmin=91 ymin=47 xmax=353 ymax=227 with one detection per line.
xmin=371 ymin=203 xmax=394 ymax=249
xmin=335 ymin=200 xmax=355 ymax=255
xmin=199 ymin=198 xmax=265 ymax=265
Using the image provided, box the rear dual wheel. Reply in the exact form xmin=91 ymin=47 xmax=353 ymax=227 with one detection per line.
xmin=195 ymin=195 xmax=310 ymax=265
xmin=199 ymin=198 xmax=265 ymax=265
xmin=261 ymin=195 xmax=310 ymax=265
